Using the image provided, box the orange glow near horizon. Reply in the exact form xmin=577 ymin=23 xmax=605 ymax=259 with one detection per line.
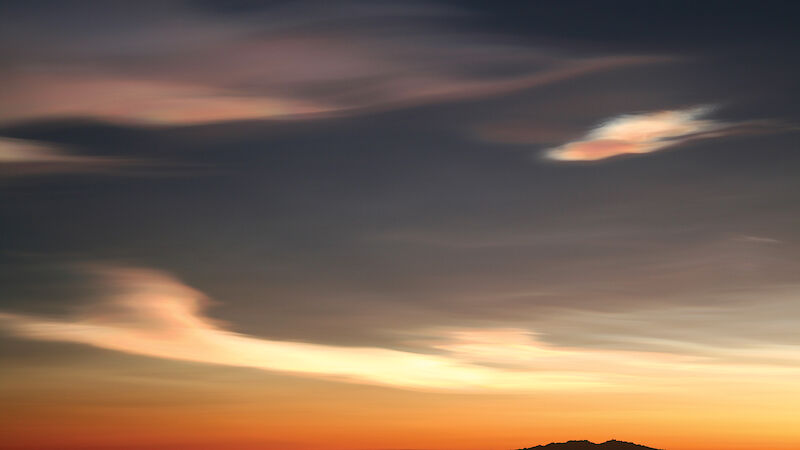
xmin=3 ymin=364 xmax=800 ymax=450
xmin=2 ymin=265 xmax=800 ymax=450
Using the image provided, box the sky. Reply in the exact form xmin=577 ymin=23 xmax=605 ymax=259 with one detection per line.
xmin=1 ymin=1 xmax=800 ymax=449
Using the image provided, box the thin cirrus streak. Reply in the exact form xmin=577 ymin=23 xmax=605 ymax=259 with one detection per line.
xmin=1 ymin=265 xmax=798 ymax=392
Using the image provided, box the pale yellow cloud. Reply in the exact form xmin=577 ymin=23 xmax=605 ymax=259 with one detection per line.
xmin=1 ymin=265 xmax=797 ymax=392
xmin=0 ymin=267 xmax=599 ymax=391
xmin=545 ymin=106 xmax=723 ymax=161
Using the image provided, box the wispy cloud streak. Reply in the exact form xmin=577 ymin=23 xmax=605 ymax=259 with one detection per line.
xmin=0 ymin=137 xmax=135 ymax=176
xmin=0 ymin=2 xmax=669 ymax=125
xmin=1 ymin=265 xmax=797 ymax=391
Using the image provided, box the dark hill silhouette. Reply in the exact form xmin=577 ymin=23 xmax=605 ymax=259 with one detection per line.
xmin=517 ymin=439 xmax=662 ymax=450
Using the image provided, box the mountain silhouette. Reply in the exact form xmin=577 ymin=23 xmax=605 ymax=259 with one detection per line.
xmin=517 ymin=439 xmax=662 ymax=450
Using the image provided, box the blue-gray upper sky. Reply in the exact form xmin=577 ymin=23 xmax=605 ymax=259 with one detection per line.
xmin=1 ymin=0 xmax=800 ymax=388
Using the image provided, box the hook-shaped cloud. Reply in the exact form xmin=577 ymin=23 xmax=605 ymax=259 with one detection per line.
xmin=0 ymin=266 xmax=603 ymax=391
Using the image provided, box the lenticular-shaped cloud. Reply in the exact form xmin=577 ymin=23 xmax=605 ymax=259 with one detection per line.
xmin=1 ymin=265 xmax=797 ymax=392
xmin=545 ymin=106 xmax=725 ymax=161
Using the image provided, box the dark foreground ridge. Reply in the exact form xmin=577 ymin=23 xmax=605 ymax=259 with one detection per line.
xmin=517 ymin=439 xmax=662 ymax=450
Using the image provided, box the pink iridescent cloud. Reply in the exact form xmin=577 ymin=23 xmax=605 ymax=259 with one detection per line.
xmin=545 ymin=107 xmax=723 ymax=161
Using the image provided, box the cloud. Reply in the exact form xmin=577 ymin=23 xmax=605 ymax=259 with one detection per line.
xmin=0 ymin=1 xmax=669 ymax=125
xmin=544 ymin=290 xmax=800 ymax=366
xmin=0 ymin=137 xmax=89 ymax=164
xmin=540 ymin=106 xmax=797 ymax=162
xmin=1 ymin=264 xmax=797 ymax=392
xmin=544 ymin=106 xmax=726 ymax=161
xmin=0 ymin=137 xmax=134 ymax=176
xmin=1 ymin=75 xmax=332 ymax=126
xmin=732 ymin=234 xmax=782 ymax=244
xmin=0 ymin=266 xmax=598 ymax=391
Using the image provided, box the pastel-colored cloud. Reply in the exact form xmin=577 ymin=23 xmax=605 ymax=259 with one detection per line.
xmin=0 ymin=55 xmax=662 ymax=126
xmin=1 ymin=265 xmax=797 ymax=392
xmin=0 ymin=1 xmax=669 ymax=126
xmin=545 ymin=106 xmax=725 ymax=161
xmin=1 ymin=75 xmax=333 ymax=126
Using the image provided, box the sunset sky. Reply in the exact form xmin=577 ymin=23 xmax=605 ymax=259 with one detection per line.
xmin=2 ymin=1 xmax=800 ymax=449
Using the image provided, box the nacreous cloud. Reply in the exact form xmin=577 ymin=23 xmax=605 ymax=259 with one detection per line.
xmin=0 ymin=1 xmax=667 ymax=125
xmin=545 ymin=106 xmax=724 ymax=161
xmin=1 ymin=265 xmax=796 ymax=392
